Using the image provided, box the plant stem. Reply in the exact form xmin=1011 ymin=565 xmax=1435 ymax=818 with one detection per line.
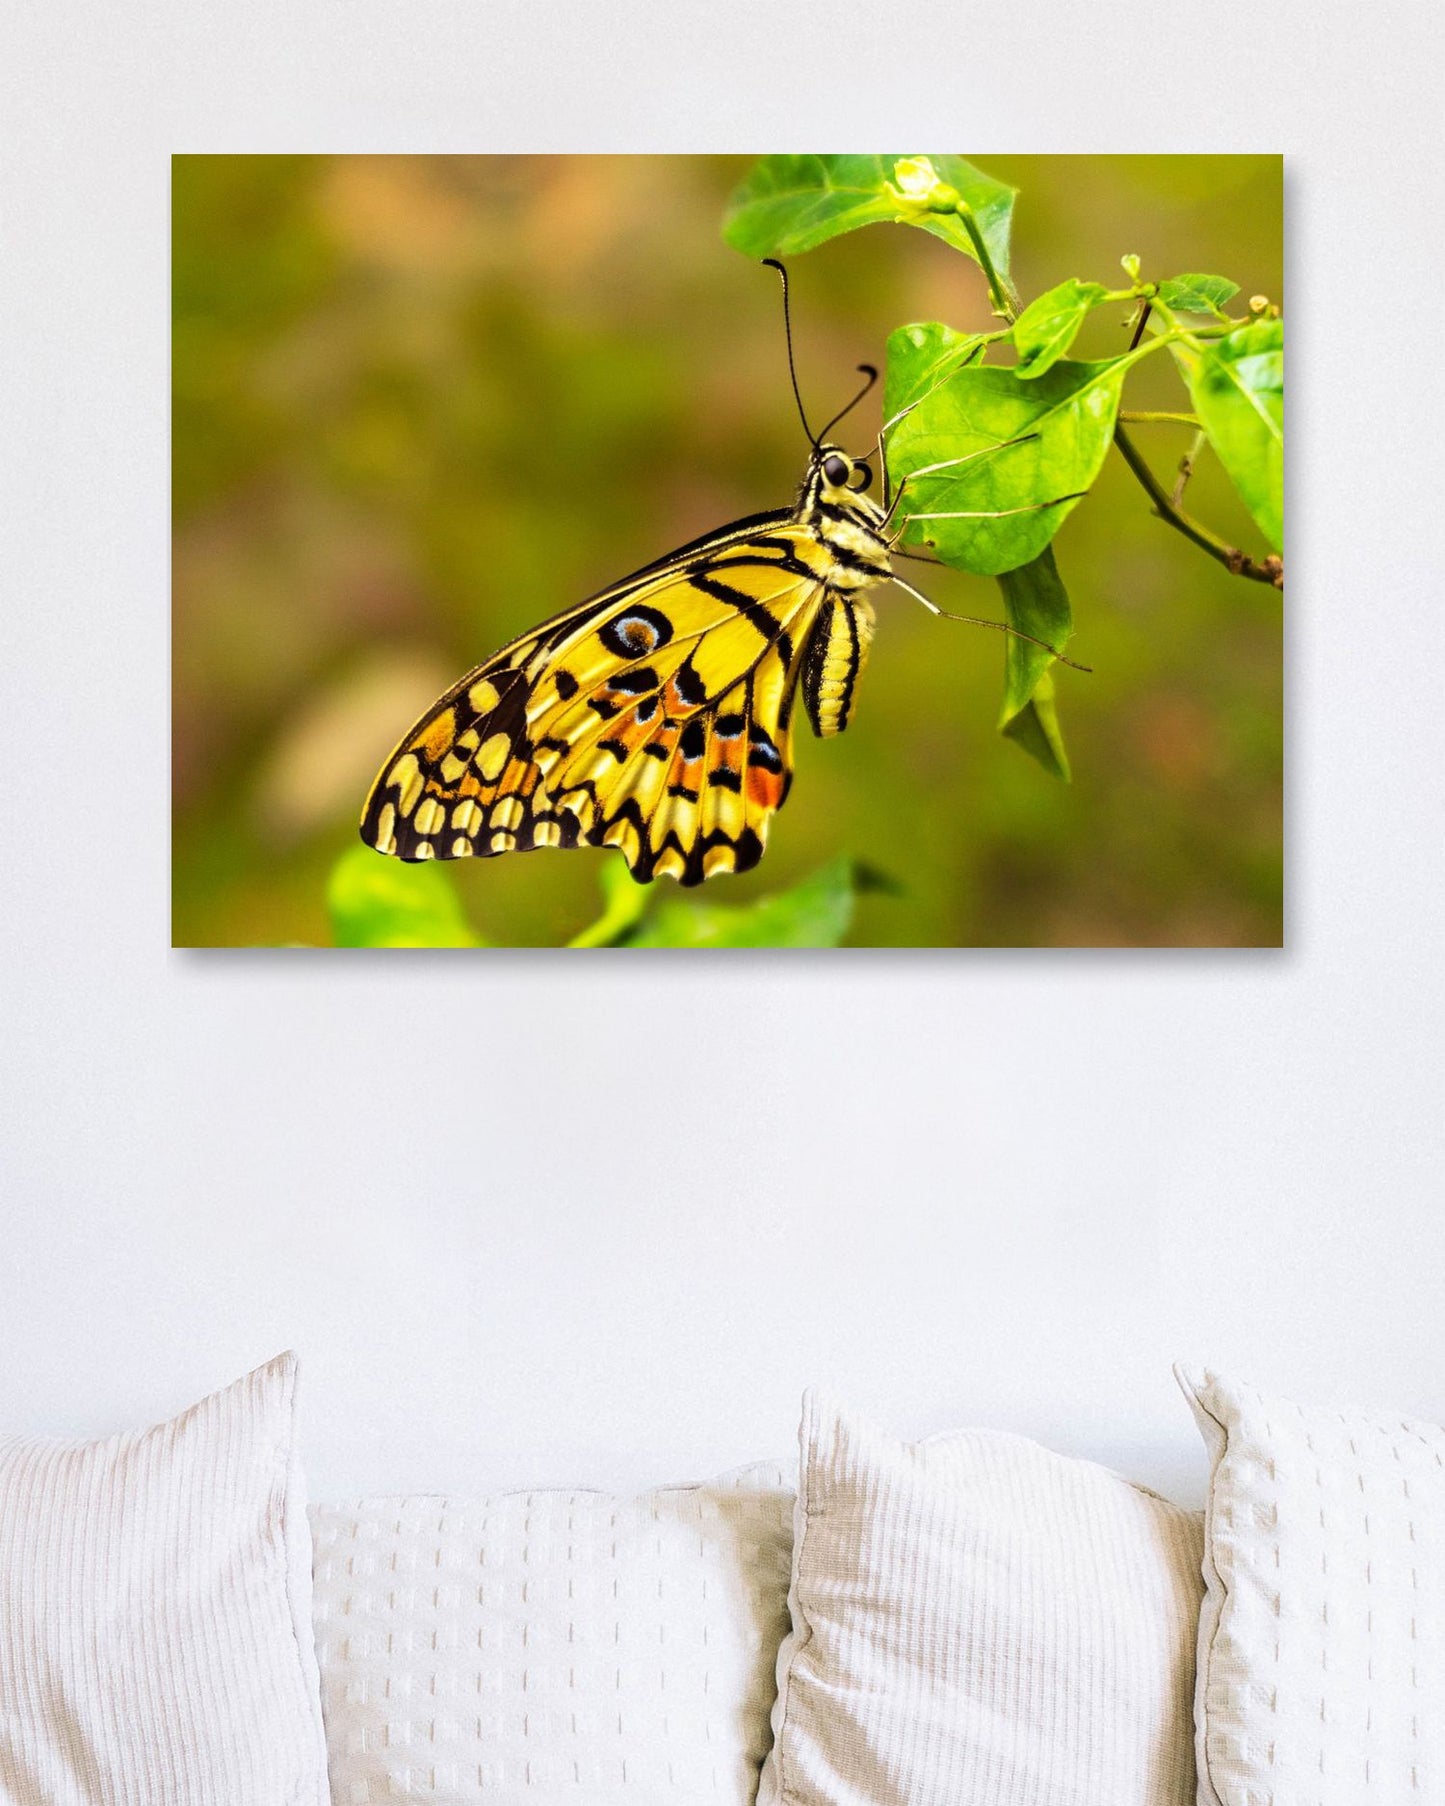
xmin=954 ymin=203 xmax=1017 ymax=322
xmin=1119 ymin=411 xmax=1202 ymax=426
xmin=1112 ymin=424 xmax=1283 ymax=589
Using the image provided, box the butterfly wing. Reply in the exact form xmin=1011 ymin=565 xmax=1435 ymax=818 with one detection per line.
xmin=360 ymin=521 xmax=829 ymax=885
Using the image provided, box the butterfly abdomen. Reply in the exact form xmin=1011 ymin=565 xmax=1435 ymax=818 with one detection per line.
xmin=800 ymin=593 xmax=876 ymax=738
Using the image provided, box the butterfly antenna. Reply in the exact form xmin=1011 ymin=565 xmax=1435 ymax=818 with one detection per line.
xmin=817 ymin=364 xmax=879 ymax=442
xmin=763 ymin=258 xmax=818 ymax=449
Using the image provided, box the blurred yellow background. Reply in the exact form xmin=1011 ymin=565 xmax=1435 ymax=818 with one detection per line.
xmin=172 ymin=154 xmax=1282 ymax=947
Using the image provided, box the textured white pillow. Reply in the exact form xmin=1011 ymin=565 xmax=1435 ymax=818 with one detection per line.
xmin=758 ymin=1393 xmax=1203 ymax=1806
xmin=310 ymin=1460 xmax=792 ymax=1804
xmin=1178 ymin=1366 xmax=1445 ymax=1806
xmin=0 ymin=1351 xmax=328 ymax=1806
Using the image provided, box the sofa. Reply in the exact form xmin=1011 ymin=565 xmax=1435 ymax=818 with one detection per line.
xmin=3 ymin=1356 xmax=1442 ymax=1806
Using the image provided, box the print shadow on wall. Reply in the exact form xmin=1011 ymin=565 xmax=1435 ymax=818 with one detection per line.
xmin=172 ymin=154 xmax=1283 ymax=949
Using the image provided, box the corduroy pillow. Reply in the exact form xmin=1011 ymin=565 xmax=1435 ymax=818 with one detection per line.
xmin=758 ymin=1392 xmax=1203 ymax=1806
xmin=0 ymin=1353 xmax=328 ymax=1806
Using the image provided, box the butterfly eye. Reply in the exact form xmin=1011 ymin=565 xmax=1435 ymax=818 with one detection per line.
xmin=849 ymin=461 xmax=873 ymax=492
xmin=821 ymin=454 xmax=850 ymax=487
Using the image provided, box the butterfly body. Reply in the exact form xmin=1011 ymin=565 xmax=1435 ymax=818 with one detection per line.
xmin=360 ymin=441 xmax=891 ymax=886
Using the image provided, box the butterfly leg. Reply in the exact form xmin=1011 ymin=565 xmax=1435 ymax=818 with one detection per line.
xmin=880 ymin=471 xmax=912 ymax=534
xmin=875 ymin=426 xmax=892 ymax=513
xmin=886 ymin=573 xmax=1092 ymax=673
xmin=882 ymin=433 xmax=1044 ymax=535
xmin=876 ymin=336 xmax=993 ymax=455
xmin=903 ymin=490 xmax=1089 ymax=527
xmin=884 ymin=478 xmax=1082 ymax=544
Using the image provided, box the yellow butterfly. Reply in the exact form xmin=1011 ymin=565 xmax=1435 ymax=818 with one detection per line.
xmin=359 ymin=264 xmax=1074 ymax=885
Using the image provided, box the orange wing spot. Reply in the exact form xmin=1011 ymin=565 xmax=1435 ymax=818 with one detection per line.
xmin=414 ymin=708 xmax=457 ymax=761
xmin=606 ymin=716 xmax=651 ymax=754
xmin=747 ymin=764 xmax=785 ymax=810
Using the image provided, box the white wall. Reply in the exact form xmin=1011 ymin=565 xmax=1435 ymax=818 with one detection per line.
xmin=2 ymin=2 xmax=1442 ymax=1510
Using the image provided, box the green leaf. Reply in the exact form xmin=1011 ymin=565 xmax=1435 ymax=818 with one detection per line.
xmin=996 ymin=548 xmax=1073 ymax=780
xmin=1157 ymin=273 xmax=1240 ymax=315
xmin=888 ymin=356 xmax=1135 ymax=575
xmin=327 ymin=843 xmax=484 ymax=947
xmin=1174 ymin=320 xmax=1283 ymax=551
xmin=997 ymin=545 xmax=1073 ymax=720
xmin=884 ymin=322 xmax=987 ymax=422
xmin=624 ymin=858 xmax=856 ymax=948
xmin=1001 ymin=673 xmax=1071 ymax=781
xmin=1011 ymin=279 xmax=1109 ymax=379
xmin=722 ymin=154 xmax=1016 ymax=284
xmin=567 ymin=856 xmax=653 ymax=947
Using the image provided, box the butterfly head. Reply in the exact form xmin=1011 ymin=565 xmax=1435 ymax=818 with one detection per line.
xmin=815 ymin=443 xmax=874 ymax=498
xmin=802 ymin=441 xmax=888 ymax=536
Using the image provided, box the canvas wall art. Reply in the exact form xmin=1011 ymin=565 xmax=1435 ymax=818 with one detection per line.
xmin=172 ymin=154 xmax=1283 ymax=948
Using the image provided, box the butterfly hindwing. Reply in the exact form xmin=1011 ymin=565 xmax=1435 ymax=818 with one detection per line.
xmin=360 ymin=523 xmax=827 ymax=884
xmin=358 ymin=606 xmax=589 ymax=864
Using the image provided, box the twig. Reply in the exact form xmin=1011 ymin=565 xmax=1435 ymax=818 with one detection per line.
xmin=1111 ymin=295 xmax=1282 ymax=587
xmin=1113 ymin=424 xmax=1283 ymax=589
xmin=1127 ymin=298 xmax=1154 ymax=352
xmin=1171 ymin=429 xmax=1208 ymax=509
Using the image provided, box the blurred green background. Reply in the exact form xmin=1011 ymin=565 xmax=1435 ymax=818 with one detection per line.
xmin=172 ymin=154 xmax=1282 ymax=948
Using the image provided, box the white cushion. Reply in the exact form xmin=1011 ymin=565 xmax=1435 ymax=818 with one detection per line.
xmin=310 ymin=1460 xmax=792 ymax=1804
xmin=0 ymin=1352 xmax=329 ymax=1806
xmin=758 ymin=1392 xmax=1203 ymax=1806
xmin=1178 ymin=1366 xmax=1445 ymax=1806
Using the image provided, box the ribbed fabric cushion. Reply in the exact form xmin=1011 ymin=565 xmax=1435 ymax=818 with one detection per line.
xmin=1179 ymin=1367 xmax=1445 ymax=1806
xmin=0 ymin=1353 xmax=329 ymax=1806
xmin=758 ymin=1393 xmax=1203 ymax=1806
xmin=311 ymin=1461 xmax=793 ymax=1804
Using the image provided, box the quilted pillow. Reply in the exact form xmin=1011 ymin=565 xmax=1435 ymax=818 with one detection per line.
xmin=1179 ymin=1367 xmax=1445 ymax=1806
xmin=758 ymin=1393 xmax=1203 ymax=1806
xmin=0 ymin=1353 xmax=328 ymax=1806
xmin=311 ymin=1461 xmax=792 ymax=1804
